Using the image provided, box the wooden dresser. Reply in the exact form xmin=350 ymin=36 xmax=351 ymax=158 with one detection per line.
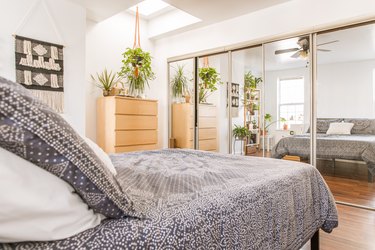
xmin=172 ymin=103 xmax=217 ymax=151
xmin=97 ymin=96 xmax=158 ymax=153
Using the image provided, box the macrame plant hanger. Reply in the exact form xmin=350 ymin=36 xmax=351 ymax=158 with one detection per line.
xmin=133 ymin=6 xmax=141 ymax=49
xmin=133 ymin=6 xmax=142 ymax=78
xmin=203 ymin=56 xmax=209 ymax=68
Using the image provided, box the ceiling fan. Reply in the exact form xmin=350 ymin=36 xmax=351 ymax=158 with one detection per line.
xmin=274 ymin=37 xmax=339 ymax=59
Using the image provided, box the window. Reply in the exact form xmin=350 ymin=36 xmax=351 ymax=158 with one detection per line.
xmin=278 ymin=77 xmax=304 ymax=128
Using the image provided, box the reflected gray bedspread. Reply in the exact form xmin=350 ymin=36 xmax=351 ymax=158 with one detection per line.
xmin=272 ymin=134 xmax=375 ymax=175
xmin=3 ymin=149 xmax=338 ymax=250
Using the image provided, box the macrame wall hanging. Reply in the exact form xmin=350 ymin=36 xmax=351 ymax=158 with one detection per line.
xmin=14 ymin=0 xmax=65 ymax=113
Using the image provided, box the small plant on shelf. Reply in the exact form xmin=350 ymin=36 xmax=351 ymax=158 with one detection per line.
xmin=232 ymin=125 xmax=250 ymax=140
xmin=170 ymin=65 xmax=190 ymax=103
xmin=91 ymin=69 xmax=122 ymax=96
xmin=119 ymin=47 xmax=155 ymax=97
xmin=198 ymin=67 xmax=222 ymax=103
xmin=244 ymin=71 xmax=262 ymax=91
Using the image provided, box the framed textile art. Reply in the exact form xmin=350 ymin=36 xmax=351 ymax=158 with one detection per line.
xmin=15 ymin=35 xmax=64 ymax=112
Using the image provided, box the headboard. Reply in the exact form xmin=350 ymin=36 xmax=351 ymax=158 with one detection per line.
xmin=309 ymin=118 xmax=375 ymax=135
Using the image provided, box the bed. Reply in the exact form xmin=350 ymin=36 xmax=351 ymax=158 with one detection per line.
xmin=272 ymin=119 xmax=375 ymax=182
xmin=0 ymin=77 xmax=338 ymax=249
xmin=1 ymin=150 xmax=337 ymax=249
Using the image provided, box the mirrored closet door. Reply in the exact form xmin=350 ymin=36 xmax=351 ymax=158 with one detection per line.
xmin=197 ymin=53 xmax=229 ymax=153
xmin=231 ymin=46 xmax=264 ymax=156
xmin=169 ymin=58 xmax=196 ymax=149
xmin=263 ymin=36 xmax=312 ymax=162
xmin=316 ymin=23 xmax=375 ymax=208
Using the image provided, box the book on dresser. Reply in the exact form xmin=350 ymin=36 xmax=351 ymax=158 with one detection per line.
xmin=97 ymin=96 xmax=159 ymax=153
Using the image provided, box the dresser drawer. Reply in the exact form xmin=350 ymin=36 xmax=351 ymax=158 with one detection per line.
xmin=115 ymin=130 xmax=157 ymax=146
xmin=115 ymin=98 xmax=157 ymax=115
xmin=115 ymin=144 xmax=158 ymax=153
xmin=116 ymin=115 xmax=158 ymax=130
xmin=199 ymin=139 xmax=217 ymax=151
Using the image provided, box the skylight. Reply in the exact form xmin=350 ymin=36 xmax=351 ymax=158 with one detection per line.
xmin=129 ymin=0 xmax=170 ymax=17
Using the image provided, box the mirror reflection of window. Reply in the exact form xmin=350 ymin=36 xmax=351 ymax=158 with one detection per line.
xmin=278 ymin=77 xmax=304 ymax=129
xmin=264 ymin=36 xmax=311 ymax=154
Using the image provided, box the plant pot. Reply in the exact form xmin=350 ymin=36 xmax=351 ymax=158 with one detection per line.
xmin=283 ymin=123 xmax=289 ymax=130
xmin=102 ymin=90 xmax=110 ymax=96
xmin=132 ymin=89 xmax=145 ymax=99
xmin=185 ymin=95 xmax=191 ymax=103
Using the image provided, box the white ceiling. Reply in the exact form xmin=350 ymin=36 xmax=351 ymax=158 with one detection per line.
xmin=68 ymin=0 xmax=291 ymax=23
xmin=163 ymin=0 xmax=291 ymax=24
xmin=67 ymin=0 xmax=143 ymax=21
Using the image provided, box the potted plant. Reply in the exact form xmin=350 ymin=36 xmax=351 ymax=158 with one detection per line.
xmin=119 ymin=47 xmax=155 ymax=98
xmin=198 ymin=67 xmax=222 ymax=103
xmin=170 ymin=65 xmax=190 ymax=103
xmin=250 ymin=103 xmax=259 ymax=115
xmin=244 ymin=71 xmax=262 ymax=91
xmin=91 ymin=69 xmax=122 ymax=96
xmin=263 ymin=113 xmax=286 ymax=135
xmin=232 ymin=125 xmax=250 ymax=140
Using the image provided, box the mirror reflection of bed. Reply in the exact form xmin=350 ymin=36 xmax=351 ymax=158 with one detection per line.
xmin=269 ymin=24 xmax=375 ymax=209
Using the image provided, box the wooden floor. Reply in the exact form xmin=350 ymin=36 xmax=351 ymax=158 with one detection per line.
xmin=320 ymin=204 xmax=375 ymax=250
xmin=317 ymin=159 xmax=375 ymax=208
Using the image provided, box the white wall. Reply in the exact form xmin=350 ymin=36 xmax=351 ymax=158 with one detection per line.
xmin=153 ymin=0 xmax=375 ymax=148
xmin=317 ymin=59 xmax=375 ymax=118
xmin=0 ymin=0 xmax=86 ymax=133
xmin=85 ymin=11 xmax=154 ymax=141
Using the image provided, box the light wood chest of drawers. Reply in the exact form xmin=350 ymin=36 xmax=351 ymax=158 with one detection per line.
xmin=172 ymin=103 xmax=217 ymax=151
xmin=97 ymin=96 xmax=158 ymax=153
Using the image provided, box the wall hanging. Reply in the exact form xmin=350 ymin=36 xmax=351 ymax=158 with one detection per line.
xmin=13 ymin=0 xmax=65 ymax=113
xmin=15 ymin=35 xmax=64 ymax=112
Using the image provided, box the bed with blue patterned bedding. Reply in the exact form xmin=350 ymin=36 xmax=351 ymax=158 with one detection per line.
xmin=272 ymin=133 xmax=375 ymax=182
xmin=3 ymin=149 xmax=338 ymax=250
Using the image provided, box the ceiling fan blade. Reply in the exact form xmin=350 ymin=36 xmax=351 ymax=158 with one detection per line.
xmin=318 ymin=49 xmax=331 ymax=52
xmin=275 ymin=48 xmax=299 ymax=55
xmin=317 ymin=40 xmax=339 ymax=46
xmin=290 ymin=51 xmax=301 ymax=58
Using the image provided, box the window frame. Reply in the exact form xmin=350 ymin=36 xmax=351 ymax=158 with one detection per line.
xmin=277 ymin=77 xmax=305 ymax=129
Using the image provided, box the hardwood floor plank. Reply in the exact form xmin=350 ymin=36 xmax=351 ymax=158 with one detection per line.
xmin=321 ymin=205 xmax=375 ymax=250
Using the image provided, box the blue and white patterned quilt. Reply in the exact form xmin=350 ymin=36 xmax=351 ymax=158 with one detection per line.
xmin=3 ymin=149 xmax=338 ymax=250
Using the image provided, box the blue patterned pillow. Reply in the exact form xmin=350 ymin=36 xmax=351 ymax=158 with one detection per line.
xmin=0 ymin=77 xmax=134 ymax=218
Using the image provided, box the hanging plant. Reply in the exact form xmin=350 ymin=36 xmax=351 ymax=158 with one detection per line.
xmin=119 ymin=47 xmax=155 ymax=97
xmin=170 ymin=65 xmax=190 ymax=102
xmin=118 ymin=6 xmax=155 ymax=97
xmin=198 ymin=67 xmax=222 ymax=103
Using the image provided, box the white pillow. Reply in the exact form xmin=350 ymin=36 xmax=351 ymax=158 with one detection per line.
xmin=60 ymin=114 xmax=117 ymax=176
xmin=0 ymin=147 xmax=104 ymax=242
xmin=326 ymin=122 xmax=354 ymax=135
xmin=84 ymin=137 xmax=117 ymax=176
